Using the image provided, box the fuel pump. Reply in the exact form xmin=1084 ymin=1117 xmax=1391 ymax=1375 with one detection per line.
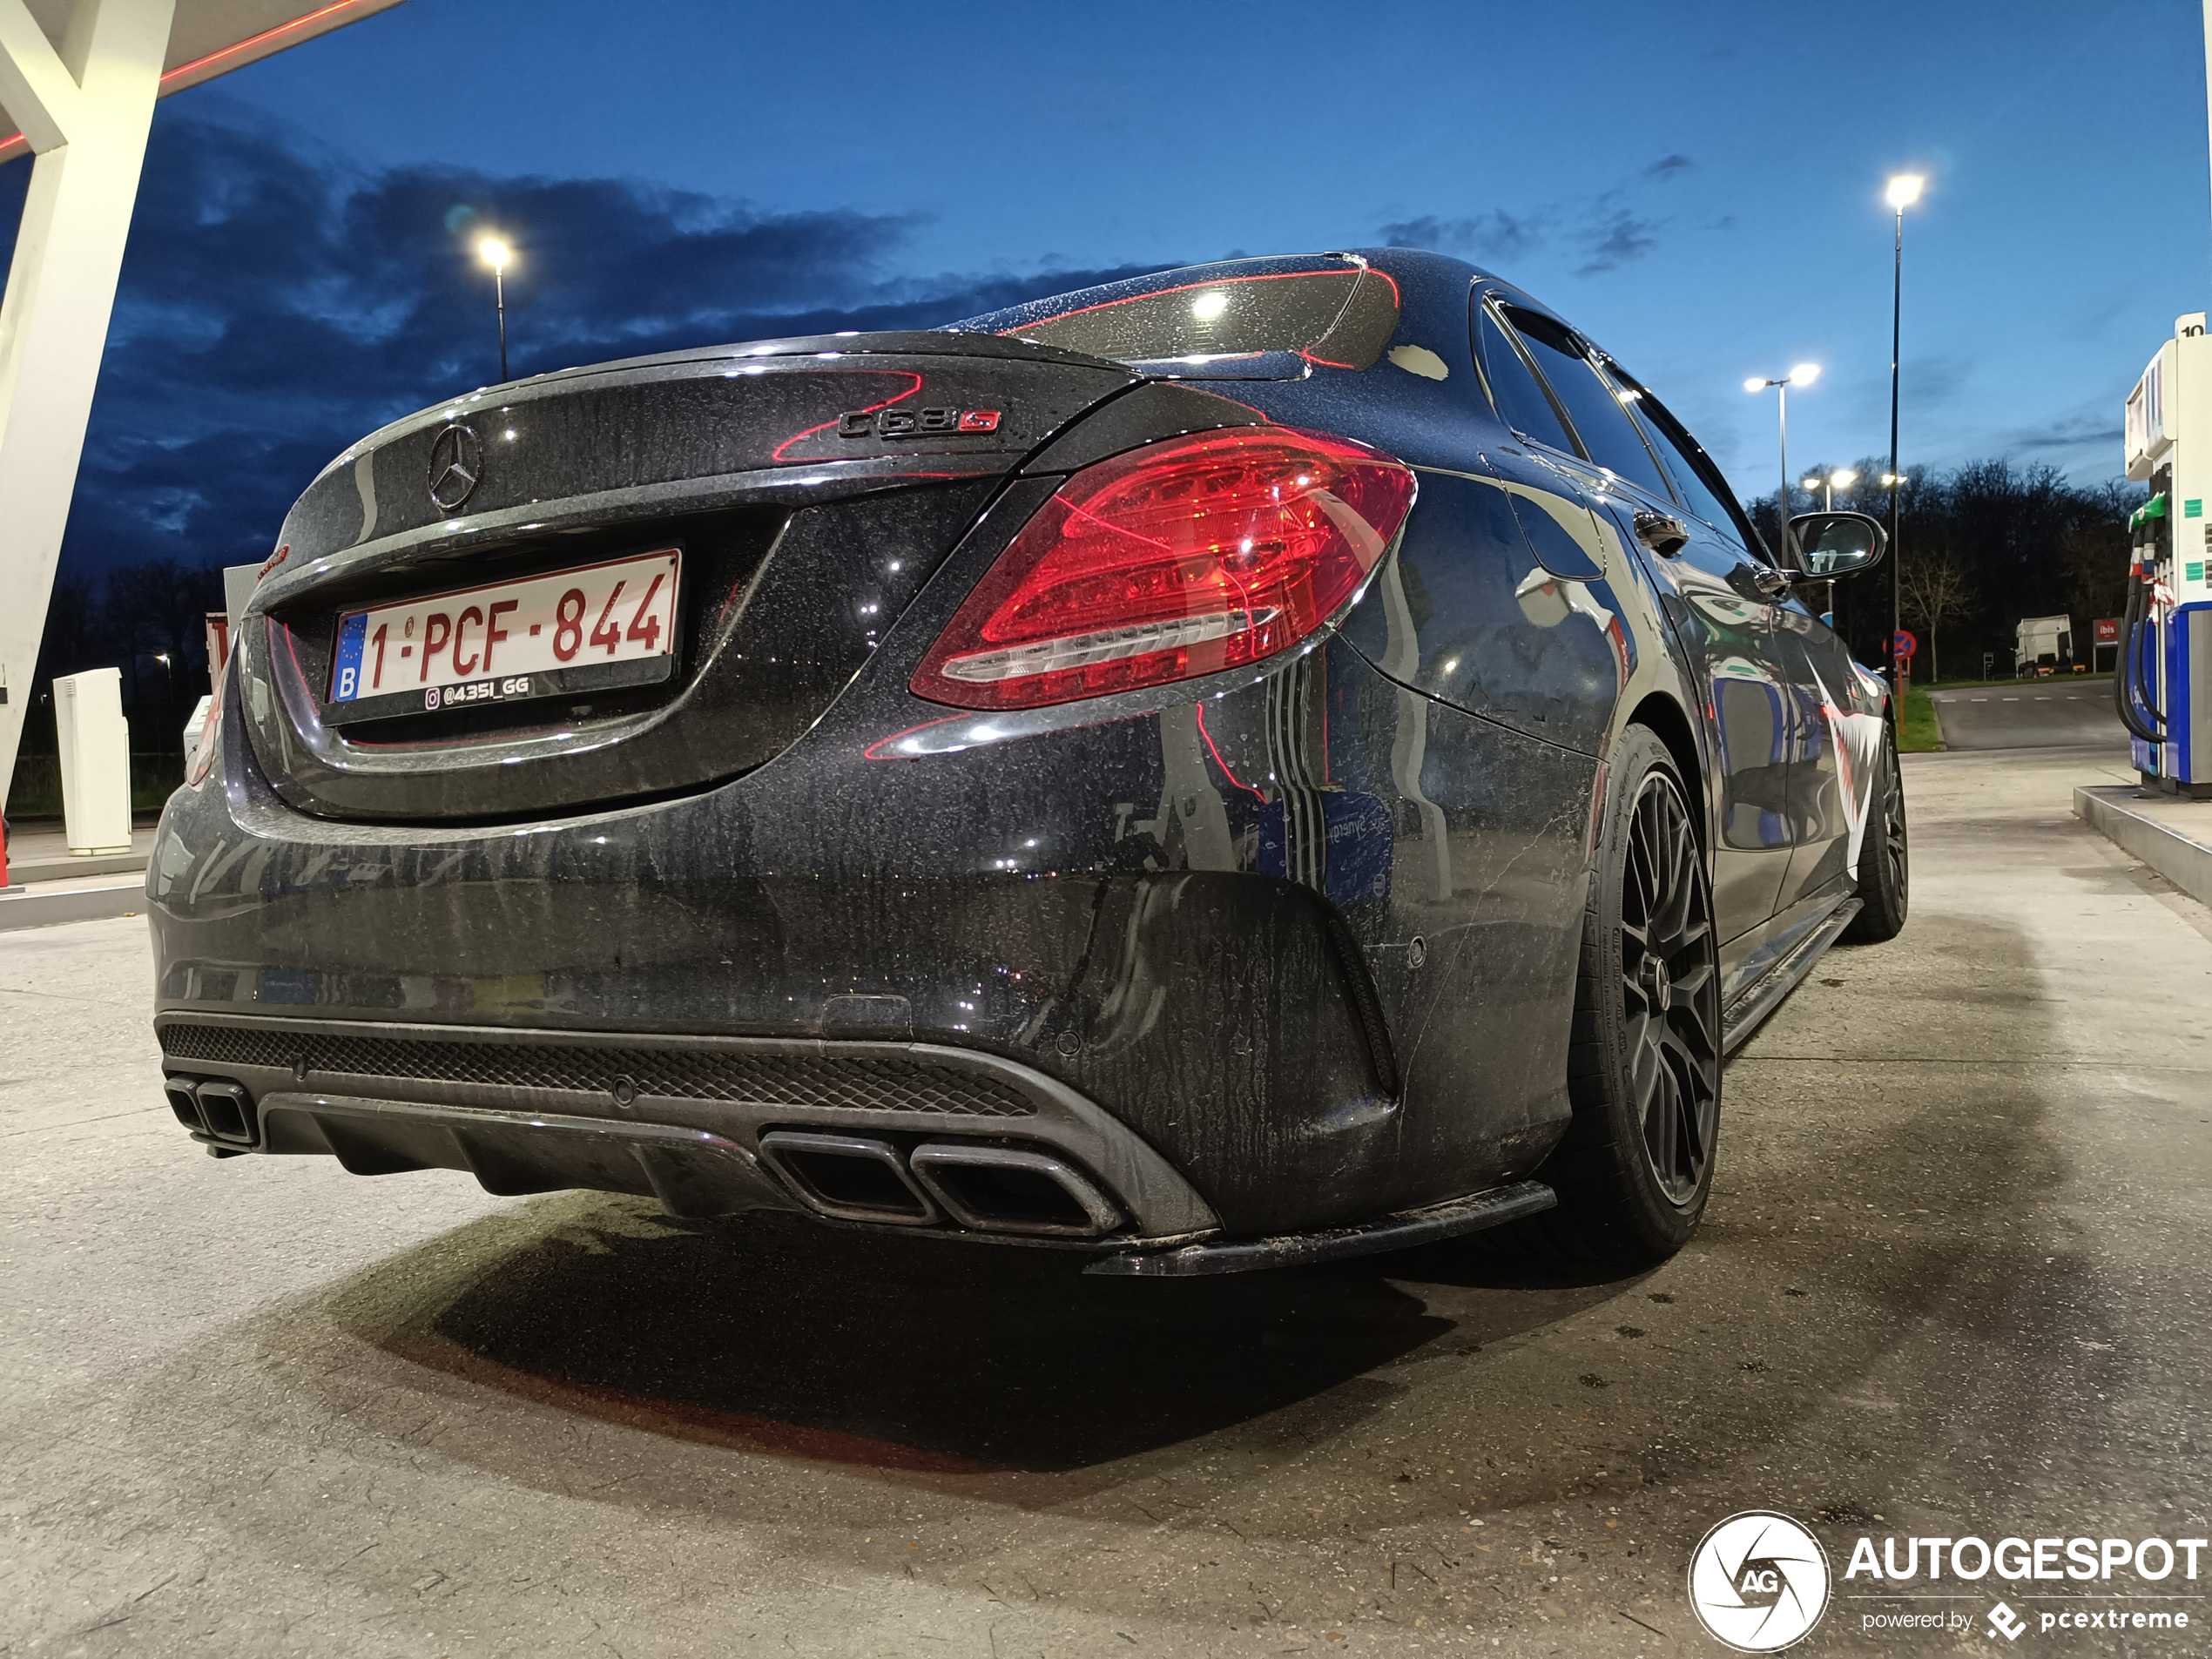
xmin=2121 ymin=313 xmax=2212 ymax=796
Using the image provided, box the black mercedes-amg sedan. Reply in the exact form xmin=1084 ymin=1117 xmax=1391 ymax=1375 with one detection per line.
xmin=149 ymin=250 xmax=1906 ymax=1274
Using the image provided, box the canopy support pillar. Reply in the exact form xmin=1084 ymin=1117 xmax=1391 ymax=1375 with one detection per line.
xmin=0 ymin=0 xmax=174 ymax=809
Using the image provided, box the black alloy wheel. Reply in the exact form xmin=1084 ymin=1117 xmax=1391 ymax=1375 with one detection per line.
xmin=1618 ymin=766 xmax=1721 ymax=1204
xmin=1841 ymin=728 xmax=1909 ymax=943
xmin=1503 ymin=725 xmax=1722 ymax=1264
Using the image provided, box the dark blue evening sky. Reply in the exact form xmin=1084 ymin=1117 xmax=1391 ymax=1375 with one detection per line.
xmin=4 ymin=0 xmax=2205 ymax=577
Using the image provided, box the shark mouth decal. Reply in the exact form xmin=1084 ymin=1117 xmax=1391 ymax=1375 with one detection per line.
xmin=1811 ymin=661 xmax=1888 ymax=869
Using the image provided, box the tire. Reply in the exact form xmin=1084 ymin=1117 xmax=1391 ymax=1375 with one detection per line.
xmin=1839 ymin=727 xmax=1908 ymax=943
xmin=1506 ymin=725 xmax=1723 ymax=1266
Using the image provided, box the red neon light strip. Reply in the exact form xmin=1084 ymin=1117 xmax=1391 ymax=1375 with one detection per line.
xmin=161 ymin=0 xmax=374 ymax=86
xmin=769 ymin=370 xmax=923 ymax=463
xmin=1193 ymin=702 xmax=1267 ymax=799
xmin=0 ymin=1 xmax=376 ymax=158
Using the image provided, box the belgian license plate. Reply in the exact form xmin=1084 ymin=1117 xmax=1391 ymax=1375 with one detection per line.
xmin=327 ymin=549 xmax=681 ymax=725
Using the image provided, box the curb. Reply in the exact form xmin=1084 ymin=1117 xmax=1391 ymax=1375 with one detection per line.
xmin=2074 ymin=786 xmax=2212 ymax=909
xmin=6 ymin=853 xmax=149 ymax=883
xmin=0 ymin=879 xmax=147 ymax=933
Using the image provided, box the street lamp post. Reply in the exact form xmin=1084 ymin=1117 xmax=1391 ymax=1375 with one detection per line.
xmin=1744 ymin=363 xmax=1821 ymax=564
xmin=477 ymin=237 xmax=512 ymax=383
xmin=1885 ymin=173 xmax=1925 ymax=690
xmin=1797 ymin=469 xmax=1857 ymax=626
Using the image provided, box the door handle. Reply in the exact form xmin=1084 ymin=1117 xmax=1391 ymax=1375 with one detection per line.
xmin=1726 ymin=562 xmax=1793 ymax=604
xmin=1633 ymin=509 xmax=1689 ymax=556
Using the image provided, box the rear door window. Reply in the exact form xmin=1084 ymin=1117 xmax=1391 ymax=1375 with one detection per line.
xmin=1499 ymin=307 xmax=1677 ymax=502
xmin=1474 ymin=303 xmax=1577 ymax=454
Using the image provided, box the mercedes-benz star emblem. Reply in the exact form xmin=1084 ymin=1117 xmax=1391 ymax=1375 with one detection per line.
xmin=426 ymin=422 xmax=482 ymax=511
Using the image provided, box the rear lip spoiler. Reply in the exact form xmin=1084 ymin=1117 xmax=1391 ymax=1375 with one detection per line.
xmin=1084 ymin=1181 xmax=1556 ymax=1277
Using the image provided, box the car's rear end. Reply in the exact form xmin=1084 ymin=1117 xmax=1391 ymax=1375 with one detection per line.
xmin=149 ymin=253 xmax=1566 ymax=1265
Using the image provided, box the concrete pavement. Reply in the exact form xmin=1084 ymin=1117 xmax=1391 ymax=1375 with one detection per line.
xmin=3 ymin=740 xmax=2209 ymax=1657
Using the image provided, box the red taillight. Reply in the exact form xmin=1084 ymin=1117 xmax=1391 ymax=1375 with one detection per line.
xmin=910 ymin=426 xmax=1416 ymax=710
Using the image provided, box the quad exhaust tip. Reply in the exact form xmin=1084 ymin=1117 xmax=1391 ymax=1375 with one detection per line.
xmin=908 ymin=1143 xmax=1121 ymax=1238
xmin=757 ymin=1130 xmax=1123 ymax=1238
xmin=757 ymin=1130 xmax=942 ymax=1225
xmin=163 ymin=1076 xmax=255 ymax=1145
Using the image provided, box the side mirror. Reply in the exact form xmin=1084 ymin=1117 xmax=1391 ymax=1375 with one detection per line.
xmin=1787 ymin=510 xmax=1887 ymax=577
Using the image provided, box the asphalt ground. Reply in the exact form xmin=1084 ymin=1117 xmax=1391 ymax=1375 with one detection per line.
xmin=1928 ymin=679 xmax=2128 ymax=749
xmin=5 ymin=741 xmax=2209 ymax=1658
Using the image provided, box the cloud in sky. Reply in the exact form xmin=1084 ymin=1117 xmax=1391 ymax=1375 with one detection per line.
xmin=1375 ymin=209 xmax=1548 ymax=263
xmin=0 ymin=105 xmax=1166 ymax=583
xmin=1378 ymin=154 xmax=1694 ymax=279
xmin=1997 ymin=408 xmax=2125 ymax=468
xmin=1575 ymin=210 xmax=1661 ymax=275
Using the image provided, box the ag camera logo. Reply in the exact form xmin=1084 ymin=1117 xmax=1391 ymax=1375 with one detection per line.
xmin=1688 ymin=1510 xmax=1831 ymax=1651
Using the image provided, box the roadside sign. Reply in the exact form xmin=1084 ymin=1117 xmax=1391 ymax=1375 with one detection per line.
xmin=1891 ymin=629 xmax=1918 ymax=659
xmin=2094 ymin=617 xmax=2121 ymax=644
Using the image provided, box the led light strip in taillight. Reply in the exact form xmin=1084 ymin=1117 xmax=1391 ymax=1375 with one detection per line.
xmin=937 ymin=607 xmax=1280 ymax=685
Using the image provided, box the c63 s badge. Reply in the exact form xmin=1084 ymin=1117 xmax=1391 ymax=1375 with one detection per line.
xmin=839 ymin=406 xmax=1001 ymax=439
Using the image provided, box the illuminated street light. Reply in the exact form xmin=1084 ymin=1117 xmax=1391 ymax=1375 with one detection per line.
xmin=476 ymin=236 xmax=514 ymax=383
xmin=1886 ymin=173 xmax=1925 ymax=210
xmin=1746 ymin=365 xmax=1821 ymax=562
xmin=1803 ymin=467 xmax=1860 ymax=510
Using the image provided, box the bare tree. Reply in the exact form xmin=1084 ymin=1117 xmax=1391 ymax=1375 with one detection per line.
xmin=2059 ymin=523 xmax=2130 ymax=643
xmin=1898 ymin=546 xmax=1974 ymax=681
xmin=104 ymin=560 xmax=223 ymax=699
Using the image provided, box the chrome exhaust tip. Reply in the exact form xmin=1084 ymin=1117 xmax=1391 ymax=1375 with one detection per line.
xmin=908 ymin=1143 xmax=1123 ymax=1238
xmin=757 ymin=1130 xmax=940 ymax=1224
xmin=165 ymin=1077 xmax=207 ymax=1134
xmin=192 ymin=1080 xmax=254 ymax=1143
xmin=165 ymin=1076 xmax=254 ymax=1143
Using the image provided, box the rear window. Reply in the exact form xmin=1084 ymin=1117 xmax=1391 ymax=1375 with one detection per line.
xmin=954 ymin=258 xmax=1400 ymax=371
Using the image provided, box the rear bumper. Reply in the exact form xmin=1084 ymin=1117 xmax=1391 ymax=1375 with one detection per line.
xmin=155 ymin=1012 xmax=1221 ymax=1243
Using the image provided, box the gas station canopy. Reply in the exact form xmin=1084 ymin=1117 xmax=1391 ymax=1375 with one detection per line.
xmin=0 ymin=0 xmax=396 ymax=161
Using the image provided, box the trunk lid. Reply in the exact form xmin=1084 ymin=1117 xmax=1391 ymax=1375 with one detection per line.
xmin=238 ymin=333 xmax=1134 ymax=823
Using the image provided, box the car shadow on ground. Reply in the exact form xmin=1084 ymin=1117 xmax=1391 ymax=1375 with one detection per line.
xmin=307 ymin=1193 xmax=1631 ymax=1477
